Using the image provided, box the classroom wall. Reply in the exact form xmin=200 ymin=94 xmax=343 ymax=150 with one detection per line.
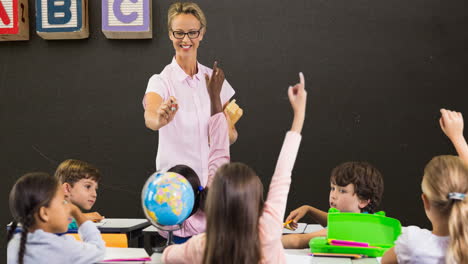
xmin=2 ymin=0 xmax=468 ymax=257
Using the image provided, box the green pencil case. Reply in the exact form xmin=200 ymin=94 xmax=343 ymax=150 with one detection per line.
xmin=309 ymin=208 xmax=402 ymax=257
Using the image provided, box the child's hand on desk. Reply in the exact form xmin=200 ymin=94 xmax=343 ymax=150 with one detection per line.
xmin=285 ymin=205 xmax=309 ymax=230
xmin=440 ymin=108 xmax=464 ymax=141
xmin=85 ymin=212 xmax=105 ymax=222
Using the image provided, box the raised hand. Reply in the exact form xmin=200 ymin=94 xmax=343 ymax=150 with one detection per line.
xmin=440 ymin=108 xmax=464 ymax=141
xmin=288 ymin=72 xmax=307 ymax=133
xmin=205 ymin=61 xmax=225 ymax=115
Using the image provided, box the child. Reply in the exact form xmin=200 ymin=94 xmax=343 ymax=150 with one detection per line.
xmin=7 ymin=172 xmax=106 ymax=264
xmin=155 ymin=62 xmax=231 ymax=243
xmin=282 ymin=161 xmax=384 ymax=249
xmin=55 ymin=159 xmax=104 ymax=229
xmin=158 ymin=164 xmax=209 ymax=243
xmin=382 ymin=109 xmax=468 ymax=264
xmin=161 ymin=71 xmax=307 ymax=263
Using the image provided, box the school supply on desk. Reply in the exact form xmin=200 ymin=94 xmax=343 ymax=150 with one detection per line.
xmin=284 ymin=220 xmax=294 ymax=230
xmin=101 ymin=247 xmax=151 ymax=262
xmin=309 ymin=252 xmax=364 ymax=259
xmin=283 ymin=223 xmax=307 ymax=234
xmin=310 ymin=208 xmax=401 ymax=257
xmin=67 ymin=233 xmax=128 ymax=248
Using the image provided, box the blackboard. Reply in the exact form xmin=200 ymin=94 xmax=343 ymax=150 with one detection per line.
xmin=2 ymin=0 xmax=468 ymax=257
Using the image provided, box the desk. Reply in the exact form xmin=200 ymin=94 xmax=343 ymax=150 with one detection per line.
xmin=98 ymin=247 xmax=380 ymax=264
xmin=8 ymin=218 xmax=150 ymax=248
xmin=143 ymin=249 xmax=380 ymax=264
xmin=95 ymin=219 xmax=150 ymax=248
xmin=97 ymin=247 xmax=150 ymax=263
xmin=304 ymin=224 xmax=325 ymax=233
xmin=286 ymin=249 xmax=380 ymax=264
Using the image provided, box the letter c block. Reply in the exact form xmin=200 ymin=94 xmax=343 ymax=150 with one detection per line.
xmin=102 ymin=0 xmax=152 ymax=39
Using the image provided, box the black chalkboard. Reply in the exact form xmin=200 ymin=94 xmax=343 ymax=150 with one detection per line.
xmin=2 ymin=0 xmax=468 ymax=257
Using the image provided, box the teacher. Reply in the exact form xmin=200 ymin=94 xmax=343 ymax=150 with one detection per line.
xmin=143 ymin=2 xmax=237 ymax=186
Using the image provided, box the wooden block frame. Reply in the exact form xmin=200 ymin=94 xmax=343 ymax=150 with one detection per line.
xmin=0 ymin=0 xmax=29 ymax=41
xmin=36 ymin=0 xmax=89 ymax=39
xmin=102 ymin=0 xmax=152 ymax=39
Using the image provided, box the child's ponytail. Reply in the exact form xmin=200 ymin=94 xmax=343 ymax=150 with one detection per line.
xmin=198 ymin=186 xmax=208 ymax=211
xmin=8 ymin=172 xmax=59 ymax=264
xmin=447 ymin=196 xmax=468 ymax=264
xmin=6 ymin=221 xmax=17 ymax=243
xmin=422 ymin=156 xmax=468 ymax=264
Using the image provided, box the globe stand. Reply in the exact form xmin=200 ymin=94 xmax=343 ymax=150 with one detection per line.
xmin=152 ymin=223 xmax=182 ymax=253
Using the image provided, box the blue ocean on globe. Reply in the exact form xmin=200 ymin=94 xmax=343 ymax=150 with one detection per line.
xmin=142 ymin=172 xmax=195 ymax=226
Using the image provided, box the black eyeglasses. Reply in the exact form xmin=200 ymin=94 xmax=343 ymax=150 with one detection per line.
xmin=171 ymin=29 xmax=202 ymax=39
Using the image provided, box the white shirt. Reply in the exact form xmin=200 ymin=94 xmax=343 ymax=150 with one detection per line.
xmin=395 ymin=226 xmax=450 ymax=264
xmin=7 ymin=221 xmax=106 ymax=264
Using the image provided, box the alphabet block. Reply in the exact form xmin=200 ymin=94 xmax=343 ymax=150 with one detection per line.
xmin=102 ymin=0 xmax=152 ymax=39
xmin=36 ymin=0 xmax=89 ymax=39
xmin=0 ymin=0 xmax=29 ymax=41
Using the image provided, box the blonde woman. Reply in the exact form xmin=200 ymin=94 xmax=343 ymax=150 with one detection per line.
xmin=142 ymin=2 xmax=237 ymax=241
xmin=382 ymin=109 xmax=468 ymax=264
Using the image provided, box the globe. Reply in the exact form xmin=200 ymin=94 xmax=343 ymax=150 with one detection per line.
xmin=142 ymin=172 xmax=195 ymax=226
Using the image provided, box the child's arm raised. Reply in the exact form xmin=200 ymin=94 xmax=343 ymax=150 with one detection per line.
xmin=289 ymin=73 xmax=307 ymax=134
xmin=439 ymin=108 xmax=468 ymax=164
xmin=261 ymin=72 xmax=307 ymax=242
xmin=205 ymin=62 xmax=230 ymax=187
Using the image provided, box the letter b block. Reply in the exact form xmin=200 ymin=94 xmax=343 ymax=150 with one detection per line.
xmin=102 ymin=0 xmax=152 ymax=39
xmin=0 ymin=0 xmax=29 ymax=41
xmin=36 ymin=0 xmax=89 ymax=39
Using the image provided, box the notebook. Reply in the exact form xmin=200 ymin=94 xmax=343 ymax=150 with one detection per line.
xmin=101 ymin=247 xmax=151 ymax=262
xmin=283 ymin=223 xmax=307 ymax=234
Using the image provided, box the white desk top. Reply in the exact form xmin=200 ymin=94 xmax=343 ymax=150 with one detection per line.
xmin=142 ymin=223 xmax=323 ymax=235
xmin=143 ymin=249 xmax=380 ymax=264
xmin=96 ymin=218 xmax=150 ymax=233
xmin=304 ymin=224 xmax=325 ymax=234
xmin=97 ymin=247 xmax=150 ymax=263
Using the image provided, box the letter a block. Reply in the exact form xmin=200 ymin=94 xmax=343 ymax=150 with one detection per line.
xmin=102 ymin=0 xmax=152 ymax=39
xmin=36 ymin=0 xmax=89 ymax=39
xmin=0 ymin=0 xmax=29 ymax=41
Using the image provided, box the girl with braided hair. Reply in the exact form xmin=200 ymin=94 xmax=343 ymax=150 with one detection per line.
xmin=7 ymin=172 xmax=106 ymax=264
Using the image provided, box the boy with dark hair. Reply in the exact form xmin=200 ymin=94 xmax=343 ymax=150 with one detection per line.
xmin=282 ymin=161 xmax=384 ymax=249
